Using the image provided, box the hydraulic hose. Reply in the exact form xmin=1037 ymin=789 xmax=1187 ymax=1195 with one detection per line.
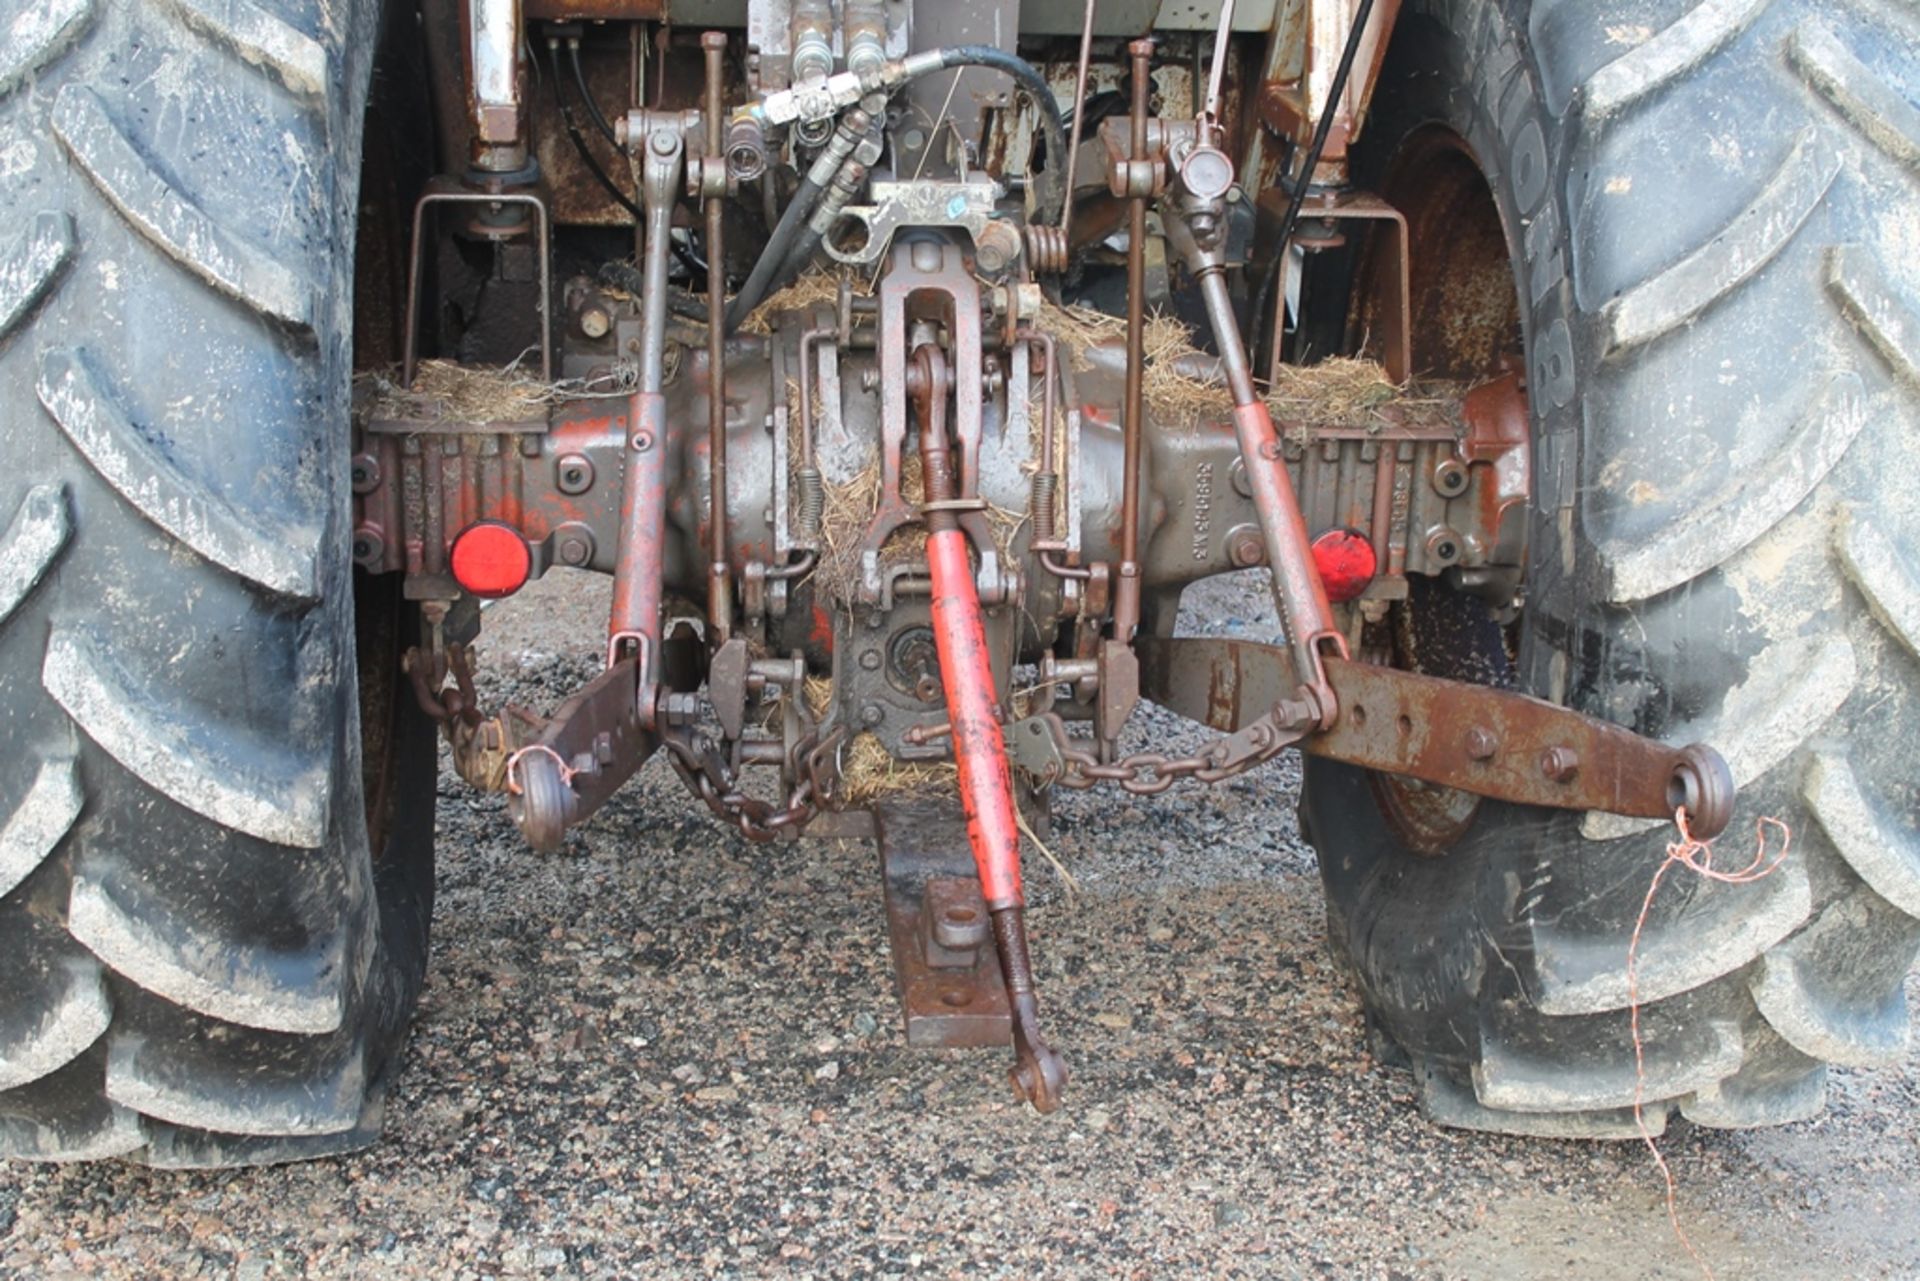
xmin=548 ymin=40 xmax=644 ymax=221
xmin=729 ymin=46 xmax=1069 ymax=322
xmin=763 ymin=118 xmax=885 ymax=302
xmin=570 ymin=40 xmax=620 ymax=144
xmin=724 ymin=108 xmax=872 ymax=331
xmin=935 ymin=45 xmax=1070 ymax=227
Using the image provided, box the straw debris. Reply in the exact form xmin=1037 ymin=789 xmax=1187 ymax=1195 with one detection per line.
xmin=737 ymin=269 xmax=858 ymax=335
xmin=836 ymin=732 xmax=956 ymax=803
xmin=1034 ymin=299 xmax=1407 ymax=431
xmin=356 ymin=359 xmax=637 ymax=425
xmin=358 ymin=359 xmax=556 ymax=423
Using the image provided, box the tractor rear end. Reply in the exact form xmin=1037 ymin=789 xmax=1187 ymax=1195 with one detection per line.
xmin=1 ymin=0 xmax=1914 ymax=1163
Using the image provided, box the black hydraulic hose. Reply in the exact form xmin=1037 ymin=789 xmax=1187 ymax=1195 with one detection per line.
xmin=729 ymin=46 xmax=1066 ymax=327
xmin=761 ymin=223 xmax=826 ymax=312
xmin=554 ymin=36 xmax=706 ymax=278
xmin=725 ymin=109 xmax=873 ymax=331
xmin=1252 ymin=0 xmax=1376 ymax=369
xmin=725 ymin=167 xmax=830 ymax=330
xmin=673 ymin=229 xmax=709 ymax=279
xmin=936 ymin=45 xmax=1070 ymax=226
xmin=570 ymin=39 xmax=621 ymax=144
xmin=549 ymin=40 xmax=644 ymax=221
xmin=762 ymin=120 xmax=883 ymax=302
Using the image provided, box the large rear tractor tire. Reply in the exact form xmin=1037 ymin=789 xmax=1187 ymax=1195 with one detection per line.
xmin=0 ymin=0 xmax=436 ymax=1164
xmin=1305 ymin=0 xmax=1920 ymax=1134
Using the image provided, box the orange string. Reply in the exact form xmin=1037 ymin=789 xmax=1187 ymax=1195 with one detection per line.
xmin=1629 ymin=808 xmax=1792 ymax=1281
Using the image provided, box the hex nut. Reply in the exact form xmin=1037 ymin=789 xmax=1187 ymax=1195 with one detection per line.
xmin=1540 ymin=746 xmax=1580 ymax=783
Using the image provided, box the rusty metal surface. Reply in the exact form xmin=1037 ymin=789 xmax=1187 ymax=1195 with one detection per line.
xmin=1375 ymin=128 xmax=1522 ymax=382
xmin=402 ymin=180 xmax=553 ymax=385
xmin=531 ymin=39 xmax=640 ymax=226
xmin=1260 ymin=186 xmax=1411 ymax=384
xmin=1113 ymin=39 xmax=1155 ymax=644
xmin=523 ymin=0 xmax=663 ymax=18
xmin=703 ymin=33 xmax=734 ymax=643
xmin=895 ymin=0 xmax=1018 ymax=181
xmin=1137 ymin=636 xmax=1735 ymax=836
xmin=609 ymin=392 xmax=669 ymax=671
xmin=507 ymin=656 xmax=658 ymax=851
xmin=353 ymin=342 xmax=1501 ymax=648
xmin=874 ymin=799 xmax=1012 ymax=1049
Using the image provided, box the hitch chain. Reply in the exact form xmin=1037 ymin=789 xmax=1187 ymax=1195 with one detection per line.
xmin=658 ymin=723 xmax=847 ymax=842
xmin=1009 ymin=700 xmax=1320 ymax=796
xmin=404 ymin=642 xmax=530 ymax=793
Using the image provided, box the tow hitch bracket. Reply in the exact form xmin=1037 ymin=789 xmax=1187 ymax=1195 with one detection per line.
xmin=1138 ymin=636 xmax=1735 ymax=839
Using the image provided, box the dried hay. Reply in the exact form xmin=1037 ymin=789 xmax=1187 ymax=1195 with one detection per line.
xmin=358 ymin=359 xmax=555 ymax=423
xmin=836 ymin=732 xmax=955 ymax=803
xmin=356 ymin=359 xmax=636 ymax=425
xmin=804 ymin=674 xmax=835 ymax=721
xmin=1034 ymin=299 xmax=1407 ymax=432
xmin=737 ymin=269 xmax=859 ymax=335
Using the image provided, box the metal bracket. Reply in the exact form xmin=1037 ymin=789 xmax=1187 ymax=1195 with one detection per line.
xmin=822 ymin=177 xmax=1015 ymax=268
xmin=402 ymin=178 xmax=553 ymax=385
xmin=1137 ymin=636 xmax=1736 ymax=838
xmin=1264 ymin=186 xmax=1411 ymax=384
xmin=506 ymin=655 xmax=660 ymax=853
xmin=874 ymin=798 xmax=1012 ymax=1048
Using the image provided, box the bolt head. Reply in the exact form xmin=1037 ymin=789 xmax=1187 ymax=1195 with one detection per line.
xmin=559 ymin=536 xmax=591 ymax=566
xmin=556 ymin=453 xmax=595 ymax=493
xmin=860 ymin=703 xmax=884 ymax=727
xmin=1541 ymin=746 xmax=1580 ymax=783
xmin=1465 ymin=727 xmax=1499 ymax=761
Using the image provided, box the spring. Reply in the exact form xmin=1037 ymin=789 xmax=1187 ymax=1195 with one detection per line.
xmin=1023 ymin=224 xmax=1068 ymax=275
xmin=1029 ymin=470 xmax=1058 ymax=544
xmin=798 ymin=466 xmax=825 ymax=542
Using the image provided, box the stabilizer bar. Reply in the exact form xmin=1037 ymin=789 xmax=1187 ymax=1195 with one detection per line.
xmin=1137 ymin=636 xmax=1735 ymax=839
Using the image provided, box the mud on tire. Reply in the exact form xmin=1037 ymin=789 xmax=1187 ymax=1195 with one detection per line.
xmin=1305 ymin=0 xmax=1920 ymax=1134
xmin=0 ymin=0 xmax=435 ymax=1164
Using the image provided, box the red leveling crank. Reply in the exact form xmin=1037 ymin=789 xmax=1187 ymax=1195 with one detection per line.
xmin=910 ymin=345 xmax=1068 ymax=1113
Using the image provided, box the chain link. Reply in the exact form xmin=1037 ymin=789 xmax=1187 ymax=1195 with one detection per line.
xmin=659 ymin=723 xmax=847 ymax=842
xmin=1028 ymin=699 xmax=1319 ymax=796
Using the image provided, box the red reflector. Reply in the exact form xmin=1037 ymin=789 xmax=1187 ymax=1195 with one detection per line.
xmin=450 ymin=521 xmax=531 ymax=599
xmin=1311 ymin=528 xmax=1377 ymax=604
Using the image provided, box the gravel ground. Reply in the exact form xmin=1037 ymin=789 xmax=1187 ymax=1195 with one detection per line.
xmin=3 ymin=571 xmax=1916 ymax=1279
